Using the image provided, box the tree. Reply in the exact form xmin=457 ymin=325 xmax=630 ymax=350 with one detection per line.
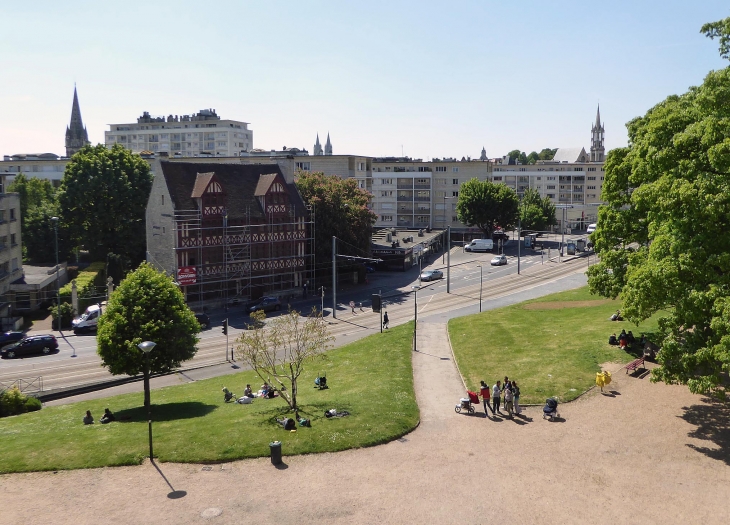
xmin=58 ymin=144 xmax=153 ymax=265
xmin=520 ymin=188 xmax=557 ymax=233
xmin=295 ymin=171 xmax=377 ymax=267
xmin=587 ymin=17 xmax=730 ymax=398
xmin=538 ymin=148 xmax=557 ymax=161
xmin=701 ymin=17 xmax=730 ymax=60
xmin=7 ymin=174 xmax=56 ymax=223
xmin=456 ymin=178 xmax=519 ymax=237
xmin=236 ymin=308 xmax=333 ymax=416
xmin=97 ymin=263 xmax=199 ymax=389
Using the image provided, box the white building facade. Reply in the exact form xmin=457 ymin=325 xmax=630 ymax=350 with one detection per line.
xmin=105 ymin=109 xmax=253 ymax=157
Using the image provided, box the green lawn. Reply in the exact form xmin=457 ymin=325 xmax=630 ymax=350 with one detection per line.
xmin=449 ymin=287 xmax=661 ymax=405
xmin=0 ymin=323 xmax=418 ymax=474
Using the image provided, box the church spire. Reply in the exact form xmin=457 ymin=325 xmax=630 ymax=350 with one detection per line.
xmin=65 ymin=85 xmax=89 ymax=157
xmin=590 ymin=104 xmax=605 ymax=162
xmin=324 ymin=133 xmax=332 ymax=155
xmin=313 ymin=133 xmax=323 ymax=155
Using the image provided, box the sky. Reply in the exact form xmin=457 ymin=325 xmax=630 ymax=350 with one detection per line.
xmin=1 ymin=1 xmax=728 ymax=161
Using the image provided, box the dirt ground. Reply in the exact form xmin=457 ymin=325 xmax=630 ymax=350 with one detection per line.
xmin=1 ymin=321 xmax=729 ymax=525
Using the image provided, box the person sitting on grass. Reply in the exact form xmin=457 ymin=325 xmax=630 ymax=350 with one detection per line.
xmin=608 ymin=333 xmax=618 ymax=345
xmin=100 ymin=408 xmax=115 ymax=424
xmin=276 ymin=417 xmax=296 ymax=431
xmin=244 ymin=384 xmax=254 ymax=398
xmin=83 ymin=410 xmax=94 ymax=425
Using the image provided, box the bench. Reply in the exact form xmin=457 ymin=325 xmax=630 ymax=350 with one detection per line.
xmin=625 ymin=357 xmax=645 ymax=374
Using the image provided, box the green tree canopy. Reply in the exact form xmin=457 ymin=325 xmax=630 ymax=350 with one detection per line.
xmin=7 ymin=175 xmax=61 ymax=263
xmin=7 ymin=174 xmax=56 ymax=222
xmin=507 ymin=148 xmax=556 ymax=164
xmin=520 ymin=188 xmax=557 ymax=233
xmin=58 ymin=144 xmax=153 ymax=265
xmin=456 ymin=178 xmax=519 ymax=237
xmin=295 ymin=171 xmax=377 ymax=266
xmin=97 ymin=263 xmax=200 ymax=379
xmin=587 ymin=17 xmax=730 ymax=397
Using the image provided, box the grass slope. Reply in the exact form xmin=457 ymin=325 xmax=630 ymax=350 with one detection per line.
xmin=449 ymin=287 xmax=660 ymax=404
xmin=0 ymin=323 xmax=418 ymax=474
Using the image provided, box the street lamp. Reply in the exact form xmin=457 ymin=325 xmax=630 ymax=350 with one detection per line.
xmin=138 ymin=340 xmax=157 ymax=460
xmin=50 ymin=217 xmax=62 ymax=339
xmin=442 ymin=195 xmax=454 ymax=264
xmin=412 ymin=285 xmax=420 ymax=351
xmin=476 ymin=265 xmax=483 ymax=312
xmin=555 ymin=205 xmax=574 ymax=260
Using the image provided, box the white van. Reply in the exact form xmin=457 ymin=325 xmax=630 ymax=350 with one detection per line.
xmin=72 ymin=302 xmax=106 ymax=334
xmin=587 ymin=223 xmax=597 ymax=234
xmin=465 ymin=238 xmax=494 ymax=252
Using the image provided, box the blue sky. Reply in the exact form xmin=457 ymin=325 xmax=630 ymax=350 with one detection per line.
xmin=1 ymin=1 xmax=727 ymax=160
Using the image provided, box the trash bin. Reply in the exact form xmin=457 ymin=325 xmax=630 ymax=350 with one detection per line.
xmin=269 ymin=441 xmax=282 ymax=465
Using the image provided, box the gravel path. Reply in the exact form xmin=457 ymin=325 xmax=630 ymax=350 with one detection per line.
xmin=1 ymin=321 xmax=729 ymax=525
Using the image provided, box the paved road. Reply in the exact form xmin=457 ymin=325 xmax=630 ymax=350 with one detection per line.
xmin=0 ymin=239 xmax=593 ymax=395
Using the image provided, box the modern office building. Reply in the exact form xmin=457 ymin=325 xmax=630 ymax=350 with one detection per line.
xmin=105 ymin=109 xmax=253 ymax=157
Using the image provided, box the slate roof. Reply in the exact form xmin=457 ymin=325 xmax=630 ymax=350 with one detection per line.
xmin=553 ymin=147 xmax=588 ymax=163
xmin=159 ymin=161 xmax=308 ymax=220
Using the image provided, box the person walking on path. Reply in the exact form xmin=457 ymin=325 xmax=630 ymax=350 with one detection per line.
xmin=512 ymin=380 xmax=521 ymax=415
xmin=383 ymin=311 xmax=389 ymax=329
xmin=504 ymin=385 xmax=514 ymax=418
xmin=480 ymin=380 xmax=492 ymax=417
xmin=503 ymin=377 xmax=511 ymax=411
xmin=492 ymin=380 xmax=503 ymax=415
xmin=350 ymin=301 xmax=356 ymax=314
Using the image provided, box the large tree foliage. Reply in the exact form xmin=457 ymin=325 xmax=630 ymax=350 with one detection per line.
xmin=295 ymin=171 xmax=377 ymax=266
xmin=588 ymin=18 xmax=730 ymax=398
xmin=519 ymin=188 xmax=557 ymax=233
xmin=506 ymin=148 xmax=556 ymax=165
xmin=236 ymin=308 xmax=333 ymax=416
xmin=58 ymin=144 xmax=153 ymax=265
xmin=97 ymin=263 xmax=200 ymax=382
xmin=456 ymin=178 xmax=519 ymax=237
xmin=8 ymin=175 xmax=63 ymax=263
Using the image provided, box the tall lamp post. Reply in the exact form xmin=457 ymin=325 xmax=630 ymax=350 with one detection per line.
xmin=477 ymin=265 xmax=483 ymax=312
xmin=50 ymin=217 xmax=62 ymax=336
xmin=138 ymin=340 xmax=157 ymax=460
xmin=442 ymin=195 xmax=453 ymax=263
xmin=412 ymin=285 xmax=420 ymax=351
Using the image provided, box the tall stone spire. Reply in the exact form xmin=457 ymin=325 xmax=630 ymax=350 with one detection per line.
xmin=480 ymin=146 xmax=487 ymax=161
xmin=324 ymin=133 xmax=332 ymax=156
xmin=65 ymin=85 xmax=89 ymax=157
xmin=313 ymin=133 xmax=323 ymax=155
xmin=590 ymin=104 xmax=605 ymax=162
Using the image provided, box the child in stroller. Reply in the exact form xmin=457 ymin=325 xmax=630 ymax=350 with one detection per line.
xmin=222 ymin=387 xmax=237 ymax=403
xmin=542 ymin=397 xmax=560 ymax=420
xmin=455 ymin=390 xmax=480 ymax=415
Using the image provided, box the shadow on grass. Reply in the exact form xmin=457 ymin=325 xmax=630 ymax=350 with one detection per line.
xmin=680 ymin=398 xmax=730 ymax=465
xmin=115 ymin=402 xmax=218 ymax=423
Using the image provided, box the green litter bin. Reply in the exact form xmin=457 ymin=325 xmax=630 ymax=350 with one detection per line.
xmin=269 ymin=441 xmax=282 ymax=465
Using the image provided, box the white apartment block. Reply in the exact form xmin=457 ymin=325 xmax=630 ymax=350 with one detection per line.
xmin=0 ymin=154 xmax=68 ymax=185
xmin=105 ymin=109 xmax=253 ymax=157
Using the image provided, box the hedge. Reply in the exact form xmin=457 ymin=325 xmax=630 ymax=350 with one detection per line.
xmin=59 ymin=261 xmax=106 ymax=313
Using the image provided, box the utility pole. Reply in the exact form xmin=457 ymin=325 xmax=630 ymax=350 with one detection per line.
xmin=332 ymin=236 xmax=337 ymax=319
xmin=319 ymin=286 xmax=325 ymax=315
xmin=446 ymin=226 xmax=451 ymax=293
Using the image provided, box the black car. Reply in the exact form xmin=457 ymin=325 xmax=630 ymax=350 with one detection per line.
xmin=0 ymin=331 xmax=25 ymax=346
xmin=194 ymin=313 xmax=210 ymax=329
xmin=249 ymin=296 xmax=282 ymax=314
xmin=1 ymin=334 xmax=59 ymax=358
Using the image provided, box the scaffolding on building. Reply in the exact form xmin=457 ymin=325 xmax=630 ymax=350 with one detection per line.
xmin=173 ymin=204 xmax=315 ymax=309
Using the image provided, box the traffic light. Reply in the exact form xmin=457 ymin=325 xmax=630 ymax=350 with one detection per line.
xmin=371 ymin=294 xmax=381 ymax=313
xmin=222 ymin=318 xmax=228 ymax=336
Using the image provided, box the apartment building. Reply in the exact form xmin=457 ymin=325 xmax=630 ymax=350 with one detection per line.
xmin=0 ymin=173 xmax=23 ymax=326
xmin=105 ymin=109 xmax=253 ymax=157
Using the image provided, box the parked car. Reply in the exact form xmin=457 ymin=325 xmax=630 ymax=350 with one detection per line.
xmin=227 ymin=297 xmax=245 ymax=306
xmin=194 ymin=313 xmax=210 ymax=329
xmin=587 ymin=223 xmax=597 ymax=234
xmin=0 ymin=331 xmax=25 ymax=346
xmin=490 ymin=254 xmax=508 ymax=266
xmin=420 ymin=269 xmax=443 ymax=282
xmin=249 ymin=296 xmax=282 ymax=313
xmin=1 ymin=334 xmax=59 ymax=359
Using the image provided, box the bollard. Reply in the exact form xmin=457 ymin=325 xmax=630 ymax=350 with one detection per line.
xmin=269 ymin=441 xmax=282 ymax=465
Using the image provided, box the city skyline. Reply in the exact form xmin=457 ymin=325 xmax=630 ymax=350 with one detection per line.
xmin=1 ymin=1 xmax=728 ymax=160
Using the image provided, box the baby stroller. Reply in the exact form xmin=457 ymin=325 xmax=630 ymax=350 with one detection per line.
xmin=222 ymin=387 xmax=237 ymax=403
xmin=542 ymin=398 xmax=560 ymax=420
xmin=455 ymin=390 xmax=479 ymax=415
xmin=314 ymin=373 xmax=328 ymax=390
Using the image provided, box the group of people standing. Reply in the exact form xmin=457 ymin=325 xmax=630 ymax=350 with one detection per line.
xmin=479 ymin=377 xmax=521 ymax=418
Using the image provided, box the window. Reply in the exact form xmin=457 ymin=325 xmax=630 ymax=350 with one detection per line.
xmin=416 ymin=178 xmax=428 ymax=184
xmin=418 ymin=166 xmax=432 ymax=172
xmin=452 ymin=216 xmax=458 ymax=222
xmin=11 ymin=258 xmax=18 ymax=271
xmin=452 ymin=191 xmax=459 ymax=197
xmin=493 ymin=176 xmax=502 ymax=181
xmin=547 ymin=176 xmax=556 ymax=181
xmin=547 ymin=194 xmax=555 ymax=199
xmin=381 ymin=178 xmax=393 ymax=184
xmin=0 ymin=210 xmax=4 ymax=222
xmin=574 ymin=167 xmax=583 ymax=171
xmin=547 ymin=185 xmax=556 ymax=190
xmin=435 ymin=166 xmax=447 ymax=172
xmin=10 ymin=233 xmax=16 ymax=245
xmin=588 ymin=167 xmax=597 ymax=172
xmin=536 ymin=177 xmax=541 ymax=180
xmin=9 ymin=208 xmax=15 ymax=221
xmin=358 ymin=162 xmax=365 ymax=171
xmin=417 ymin=216 xmax=429 ymax=223
xmin=587 ymin=185 xmax=596 ymax=190
xmin=452 ymin=167 xmax=459 ymax=172
xmin=452 ymin=179 xmax=459 ymax=185
xmin=380 ymin=215 xmax=393 ymax=222
xmin=381 ymin=191 xmax=393 ymax=197
xmin=588 ymin=176 xmax=596 ymax=181
xmin=295 ymin=162 xmax=311 ymax=171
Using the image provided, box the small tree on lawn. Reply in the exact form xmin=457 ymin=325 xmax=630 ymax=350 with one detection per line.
xmin=236 ymin=308 xmax=333 ymax=417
